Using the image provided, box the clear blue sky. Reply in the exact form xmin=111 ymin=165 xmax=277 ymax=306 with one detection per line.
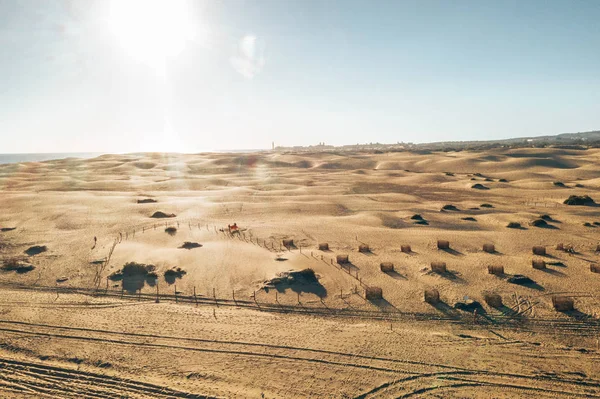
xmin=1 ymin=0 xmax=599 ymax=153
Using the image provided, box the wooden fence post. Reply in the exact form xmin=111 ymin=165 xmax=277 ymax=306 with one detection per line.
xmin=213 ymin=288 xmax=217 ymax=306
xmin=175 ymin=285 xmax=178 ymax=303
xmin=156 ymin=284 xmax=159 ymax=303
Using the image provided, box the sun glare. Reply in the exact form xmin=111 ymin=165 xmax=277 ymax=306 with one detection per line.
xmin=108 ymin=0 xmax=195 ymax=74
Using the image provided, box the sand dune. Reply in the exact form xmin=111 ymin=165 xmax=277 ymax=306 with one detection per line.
xmin=1 ymin=147 xmax=600 ymax=398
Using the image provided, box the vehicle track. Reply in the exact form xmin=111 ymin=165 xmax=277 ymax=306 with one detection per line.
xmin=358 ymin=371 xmax=600 ymax=398
xmin=2 ymin=319 xmax=600 ymax=399
xmin=0 ymin=357 xmax=216 ymax=399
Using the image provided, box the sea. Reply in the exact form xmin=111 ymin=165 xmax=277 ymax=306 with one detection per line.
xmin=0 ymin=153 xmax=103 ymax=165
xmin=0 ymin=150 xmax=268 ymax=165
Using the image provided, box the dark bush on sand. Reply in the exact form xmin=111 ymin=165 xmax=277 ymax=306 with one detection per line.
xmin=164 ymin=267 xmax=187 ymax=278
xmin=179 ymin=242 xmax=202 ymax=249
xmin=137 ymin=198 xmax=157 ymax=204
xmin=25 ymin=246 xmax=47 ymax=256
xmin=151 ymin=211 xmax=176 ymax=218
xmin=471 ymin=183 xmax=489 ymax=190
xmin=109 ymin=262 xmax=156 ymax=281
xmin=530 ymin=219 xmax=549 ymax=228
xmin=1 ymin=257 xmax=35 ymax=273
xmin=563 ymin=195 xmax=596 ymax=206
xmin=441 ymin=204 xmax=459 ymax=211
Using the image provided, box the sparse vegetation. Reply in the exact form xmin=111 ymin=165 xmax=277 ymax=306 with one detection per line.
xmin=506 ymin=222 xmax=522 ymax=229
xmin=165 ymin=226 xmax=177 ymax=235
xmin=553 ymin=181 xmax=566 ymax=187
xmin=480 ymin=203 xmax=493 ymax=208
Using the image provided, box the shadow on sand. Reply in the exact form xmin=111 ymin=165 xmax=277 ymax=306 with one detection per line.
xmin=440 ymin=248 xmax=464 ymax=256
xmin=384 ymin=270 xmax=406 ymax=280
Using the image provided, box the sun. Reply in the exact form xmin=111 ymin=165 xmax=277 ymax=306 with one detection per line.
xmin=108 ymin=0 xmax=195 ymax=74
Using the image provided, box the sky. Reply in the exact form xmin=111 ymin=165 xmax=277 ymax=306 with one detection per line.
xmin=1 ymin=0 xmax=599 ymax=153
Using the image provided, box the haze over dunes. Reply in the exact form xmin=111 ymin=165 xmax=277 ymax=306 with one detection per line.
xmin=1 ymin=147 xmax=600 ymax=398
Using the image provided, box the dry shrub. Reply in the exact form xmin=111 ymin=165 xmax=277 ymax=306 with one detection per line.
xmin=487 ymin=265 xmax=504 ymax=275
xmin=165 ymin=227 xmax=177 ymax=235
xmin=483 ymin=292 xmax=503 ymax=308
xmin=336 ymin=254 xmax=349 ymax=264
xmin=590 ymin=264 xmax=600 ymax=273
xmin=380 ymin=262 xmax=394 ymax=272
xmin=532 ymin=246 xmax=546 ymax=256
xmin=431 ymin=262 xmax=447 ymax=273
xmin=164 ymin=267 xmax=186 ymax=278
xmin=483 ymin=243 xmax=495 ymax=253
xmin=24 ymin=245 xmax=47 ymax=256
xmin=556 ymin=243 xmax=564 ymax=251
xmin=318 ymin=243 xmax=329 ymax=250
xmin=400 ymin=245 xmax=411 ymax=253
xmin=563 ymin=195 xmax=595 ymax=206
xmin=1 ymin=257 xmax=35 ymax=273
xmin=441 ymin=204 xmax=459 ymax=211
xmin=530 ymin=219 xmax=549 ymax=227
xmin=151 ymin=211 xmax=176 ymax=218
xmin=358 ymin=244 xmax=370 ymax=253
xmin=137 ymin=198 xmax=157 ymax=204
xmin=552 ymin=296 xmax=574 ymax=311
xmin=365 ymin=286 xmax=383 ymax=300
xmin=179 ymin=242 xmax=202 ymax=249
xmin=437 ymin=240 xmax=450 ymax=250
xmin=471 ymin=183 xmax=489 ymax=190
xmin=506 ymin=222 xmax=522 ymax=229
xmin=282 ymin=239 xmax=294 ymax=248
xmin=532 ymin=259 xmax=546 ymax=270
xmin=424 ymin=289 xmax=440 ymax=304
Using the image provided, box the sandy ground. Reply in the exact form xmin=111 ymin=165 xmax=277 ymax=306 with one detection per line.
xmin=1 ymin=148 xmax=600 ymax=398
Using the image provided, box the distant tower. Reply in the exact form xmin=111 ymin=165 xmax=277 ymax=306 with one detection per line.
xmin=272 ymin=141 xmax=274 ymax=150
